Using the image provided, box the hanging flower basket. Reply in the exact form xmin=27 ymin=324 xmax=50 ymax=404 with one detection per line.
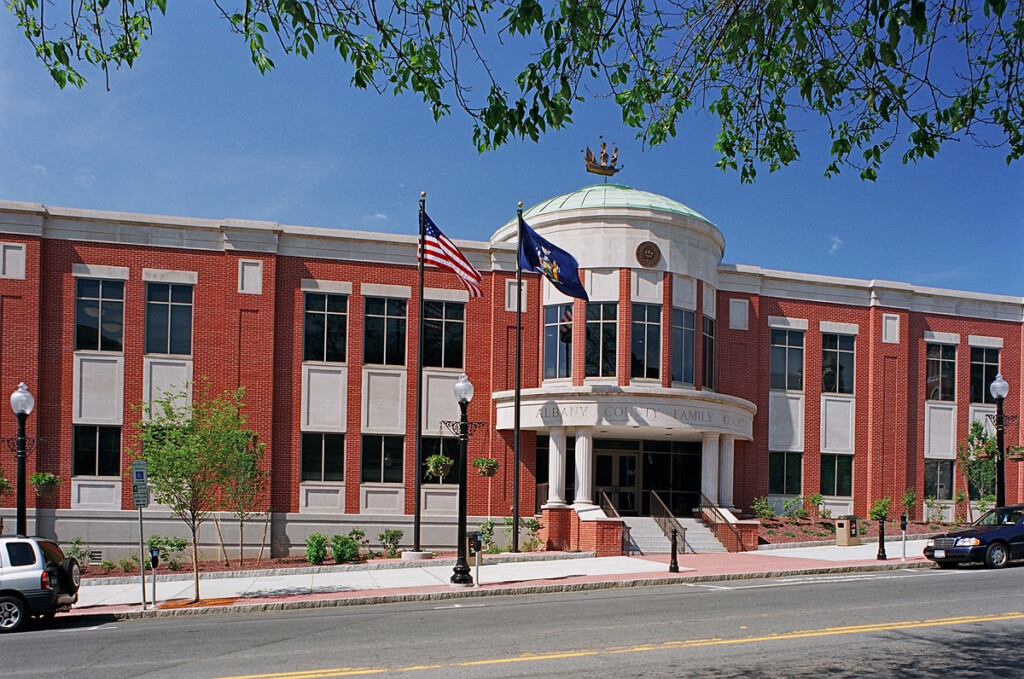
xmin=975 ymin=449 xmax=994 ymax=461
xmin=29 ymin=472 xmax=62 ymax=498
xmin=1006 ymin=447 xmax=1024 ymax=462
xmin=472 ymin=457 xmax=500 ymax=478
xmin=425 ymin=454 xmax=454 ymax=479
xmin=35 ymin=482 xmax=60 ymax=499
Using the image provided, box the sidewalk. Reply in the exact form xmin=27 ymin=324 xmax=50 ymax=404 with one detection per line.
xmin=67 ymin=539 xmax=933 ymax=620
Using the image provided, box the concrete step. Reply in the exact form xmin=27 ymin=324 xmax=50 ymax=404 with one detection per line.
xmin=620 ymin=516 xmax=729 ymax=554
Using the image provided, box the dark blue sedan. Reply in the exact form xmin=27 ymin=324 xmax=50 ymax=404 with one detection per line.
xmin=924 ymin=505 xmax=1024 ymax=569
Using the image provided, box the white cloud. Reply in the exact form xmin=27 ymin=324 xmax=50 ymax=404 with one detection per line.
xmin=32 ymin=164 xmax=47 ymax=177
xmin=827 ymin=235 xmax=843 ymax=255
xmin=364 ymin=212 xmax=388 ymax=222
xmin=74 ymin=168 xmax=96 ymax=187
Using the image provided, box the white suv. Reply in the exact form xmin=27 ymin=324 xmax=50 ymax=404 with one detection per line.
xmin=0 ymin=536 xmax=80 ymax=632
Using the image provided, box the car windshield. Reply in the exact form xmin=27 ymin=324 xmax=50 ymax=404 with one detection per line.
xmin=974 ymin=508 xmax=1024 ymax=526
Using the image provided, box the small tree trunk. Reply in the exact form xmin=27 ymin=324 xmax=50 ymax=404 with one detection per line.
xmin=238 ymin=521 xmax=244 ymax=567
xmin=257 ymin=512 xmax=269 ymax=565
xmin=191 ymin=529 xmax=200 ymax=603
xmin=213 ymin=514 xmax=230 ymax=566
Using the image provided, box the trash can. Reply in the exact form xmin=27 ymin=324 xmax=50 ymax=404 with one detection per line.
xmin=836 ymin=515 xmax=860 ymax=546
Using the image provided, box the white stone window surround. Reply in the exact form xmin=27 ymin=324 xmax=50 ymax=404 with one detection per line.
xmin=505 ymin=279 xmax=527 ymax=312
xmin=301 ymin=278 xmax=353 ymax=295
xmin=631 ymin=269 xmax=662 ymax=303
xmin=360 ymin=282 xmax=411 ymax=299
xmin=0 ymin=242 xmax=26 ymax=279
xmin=673 ymin=275 xmax=696 ymax=310
xmin=819 ymin=320 xmax=859 ymax=335
xmin=768 ymin=316 xmax=809 ymax=330
xmin=238 ymin=259 xmax=263 ymax=294
xmin=728 ymin=298 xmax=748 ymax=330
xmin=923 ymin=331 xmax=960 ymax=345
xmin=702 ymin=283 xmax=716 ymax=319
xmin=72 ymin=263 xmax=130 ymax=280
xmin=968 ymin=335 xmax=1003 ymax=349
xmin=143 ymin=268 xmax=198 ymax=284
xmin=882 ymin=314 xmax=900 ymax=344
xmin=299 ymin=482 xmax=346 ymax=513
xmin=586 ymin=269 xmax=618 ymax=302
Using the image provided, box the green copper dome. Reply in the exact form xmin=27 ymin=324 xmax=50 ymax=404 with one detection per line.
xmin=522 ymin=184 xmax=713 ymax=225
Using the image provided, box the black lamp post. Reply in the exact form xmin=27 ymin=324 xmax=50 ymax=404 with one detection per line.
xmin=10 ymin=382 xmax=35 ymax=537
xmin=449 ymin=374 xmax=475 ymax=586
xmin=990 ymin=374 xmax=1009 ymax=508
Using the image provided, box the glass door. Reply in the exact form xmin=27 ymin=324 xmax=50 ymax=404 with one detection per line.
xmin=595 ymin=451 xmax=639 ymax=515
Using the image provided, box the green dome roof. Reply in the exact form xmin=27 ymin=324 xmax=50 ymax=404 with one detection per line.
xmin=522 ymin=184 xmax=712 ymax=224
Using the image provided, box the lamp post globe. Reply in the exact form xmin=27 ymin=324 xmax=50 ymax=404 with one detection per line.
xmin=452 ymin=374 xmax=474 ymax=586
xmin=990 ymin=374 xmax=1009 ymax=508
xmin=10 ymin=382 xmax=35 ymax=537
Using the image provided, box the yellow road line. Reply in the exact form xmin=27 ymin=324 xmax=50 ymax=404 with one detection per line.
xmin=218 ymin=611 xmax=1024 ymax=679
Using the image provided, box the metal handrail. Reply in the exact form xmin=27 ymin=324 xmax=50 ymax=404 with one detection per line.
xmin=650 ymin=491 xmax=688 ymax=554
xmin=699 ymin=492 xmax=747 ymax=552
xmin=598 ymin=491 xmax=633 ymax=555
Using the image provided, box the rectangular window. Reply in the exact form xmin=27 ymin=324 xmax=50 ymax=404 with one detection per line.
xmin=925 ymin=344 xmax=956 ymax=401
xmin=361 ymin=434 xmax=404 ymax=483
xmin=702 ymin=315 xmax=716 ymax=389
xmin=544 ymin=304 xmax=574 ymax=379
xmin=73 ymin=425 xmax=120 ymax=476
xmin=423 ymin=301 xmax=465 ymax=369
xmin=421 ymin=437 xmax=460 ymax=485
xmin=363 ymin=297 xmax=407 ymax=366
xmin=630 ymin=303 xmax=661 ymax=379
xmin=303 ymin=293 xmax=348 ymax=362
xmin=970 ymin=347 xmax=1000 ymax=404
xmin=770 ymin=328 xmax=804 ymax=391
xmin=671 ymin=308 xmax=695 ymax=385
xmin=300 ymin=433 xmax=345 ymax=482
xmin=768 ymin=451 xmax=802 ymax=495
xmin=820 ymin=453 xmax=853 ymax=496
xmin=924 ymin=459 xmax=954 ymax=500
xmin=821 ymin=334 xmax=855 ymax=394
xmin=585 ymin=302 xmax=617 ymax=378
xmin=75 ymin=279 xmax=124 ymax=351
xmin=145 ymin=283 xmax=193 ymax=355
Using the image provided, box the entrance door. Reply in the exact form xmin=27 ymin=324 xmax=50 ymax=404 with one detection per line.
xmin=595 ymin=452 xmax=639 ymax=514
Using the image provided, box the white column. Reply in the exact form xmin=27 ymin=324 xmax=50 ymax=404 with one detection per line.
xmin=546 ymin=427 xmax=567 ymax=506
xmin=718 ymin=435 xmax=735 ymax=508
xmin=701 ymin=432 xmax=720 ymax=504
xmin=574 ymin=428 xmax=594 ymax=506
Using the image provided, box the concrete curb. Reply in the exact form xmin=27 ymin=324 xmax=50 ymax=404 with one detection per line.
xmin=84 ymin=560 xmax=936 ymax=622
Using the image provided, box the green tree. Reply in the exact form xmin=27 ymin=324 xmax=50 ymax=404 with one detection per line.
xmin=8 ymin=1 xmax=1023 ymax=180
xmin=131 ymin=381 xmax=259 ymax=601
xmin=212 ymin=388 xmax=269 ymax=567
xmin=956 ymin=419 xmax=997 ymax=522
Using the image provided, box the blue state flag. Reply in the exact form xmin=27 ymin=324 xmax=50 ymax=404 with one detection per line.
xmin=518 ymin=216 xmax=589 ymax=301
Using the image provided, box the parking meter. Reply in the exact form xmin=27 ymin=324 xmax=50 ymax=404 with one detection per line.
xmin=149 ymin=546 xmax=160 ymax=570
xmin=900 ymin=513 xmax=908 ymax=531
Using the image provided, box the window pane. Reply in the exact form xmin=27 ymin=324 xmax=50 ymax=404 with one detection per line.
xmin=385 ymin=318 xmax=406 ymax=365
xmin=145 ymin=303 xmax=168 ymax=353
xmin=836 ymin=455 xmax=853 ymax=496
xmin=168 ymin=304 xmax=192 ymax=355
xmin=305 ymin=293 xmax=326 ymax=312
xmin=837 ymin=352 xmax=854 ymax=394
xmin=170 ymin=285 xmax=192 ymax=304
xmin=382 ymin=436 xmax=404 ymax=483
xmin=821 ymin=455 xmax=837 ymax=495
xmin=304 ymin=312 xmax=325 ymax=361
xmin=323 ymin=435 xmax=345 ymax=481
xmin=147 ymin=283 xmax=169 ymax=302
xmin=768 ymin=452 xmax=785 ymax=494
xmin=100 ymin=301 xmax=124 ymax=352
xmin=770 ymin=346 xmax=787 ymax=389
xmin=301 ymin=433 xmax=322 ymax=481
xmin=361 ymin=436 xmax=382 ymax=483
xmin=443 ymin=318 xmax=463 ymax=369
xmin=785 ymin=453 xmax=802 ymax=494
xmin=77 ymin=278 xmax=100 ymax=298
xmin=364 ymin=317 xmax=385 ymax=364
xmin=73 ymin=426 xmax=97 ymax=476
xmin=76 ymin=299 xmax=100 ymax=350
xmin=97 ymin=427 xmax=120 ymax=476
xmin=325 ymin=314 xmax=347 ymax=362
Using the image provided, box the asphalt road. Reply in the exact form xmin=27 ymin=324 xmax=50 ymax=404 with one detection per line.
xmin=4 ymin=564 xmax=1024 ymax=678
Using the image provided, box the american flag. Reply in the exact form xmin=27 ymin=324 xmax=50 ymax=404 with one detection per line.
xmin=419 ymin=213 xmax=483 ymax=297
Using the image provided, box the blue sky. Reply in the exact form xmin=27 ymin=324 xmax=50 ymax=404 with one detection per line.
xmin=1 ymin=7 xmax=1021 ymax=297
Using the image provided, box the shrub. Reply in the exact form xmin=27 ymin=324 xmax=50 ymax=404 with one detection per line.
xmin=522 ymin=518 xmax=543 ymax=552
xmin=902 ymin=488 xmax=917 ymax=514
xmin=378 ymin=528 xmax=404 ymax=558
xmin=805 ymin=493 xmax=823 ymax=517
xmin=868 ymin=497 xmax=891 ymax=522
xmin=66 ymin=536 xmax=92 ymax=570
xmin=331 ymin=534 xmax=361 ymax=563
xmin=751 ymin=496 xmax=776 ymax=521
xmin=99 ymin=559 xmax=116 ymax=573
xmin=478 ymin=519 xmax=496 ymax=551
xmin=305 ymin=532 xmax=328 ymax=565
xmin=118 ymin=557 xmax=137 ymax=573
xmin=782 ymin=496 xmax=808 ymax=520
xmin=146 ymin=534 xmax=187 ymax=569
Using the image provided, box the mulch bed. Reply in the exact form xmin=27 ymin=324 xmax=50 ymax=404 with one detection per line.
xmin=758 ymin=517 xmax=943 ymax=545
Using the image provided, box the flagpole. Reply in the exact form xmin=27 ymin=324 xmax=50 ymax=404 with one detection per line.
xmin=413 ymin=192 xmax=426 ymax=553
xmin=512 ymin=203 xmax=524 ymax=553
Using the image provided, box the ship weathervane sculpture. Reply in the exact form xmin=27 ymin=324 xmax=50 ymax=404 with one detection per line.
xmin=583 ymin=137 xmax=622 ymax=179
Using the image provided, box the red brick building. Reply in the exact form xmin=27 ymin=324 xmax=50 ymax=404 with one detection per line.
xmin=0 ymin=185 xmax=1020 ymax=557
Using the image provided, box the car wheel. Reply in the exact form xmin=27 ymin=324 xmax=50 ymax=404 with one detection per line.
xmin=936 ymin=561 xmax=957 ymax=569
xmin=985 ymin=543 xmax=1010 ymax=569
xmin=60 ymin=556 xmax=82 ymax=594
xmin=0 ymin=595 xmax=28 ymax=633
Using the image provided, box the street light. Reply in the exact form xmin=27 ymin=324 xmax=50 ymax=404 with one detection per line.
xmin=451 ymin=374 xmax=475 ymax=585
xmin=10 ymin=383 xmax=35 ymax=536
xmin=990 ymin=374 xmax=1009 ymax=508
